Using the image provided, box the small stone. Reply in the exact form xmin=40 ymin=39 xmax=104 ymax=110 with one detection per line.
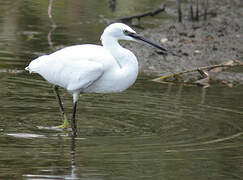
xmin=188 ymin=34 xmax=195 ymax=38
xmin=213 ymin=46 xmax=218 ymax=51
xmin=236 ymin=34 xmax=241 ymax=38
xmin=160 ymin=38 xmax=168 ymax=44
xmin=194 ymin=50 xmax=201 ymax=54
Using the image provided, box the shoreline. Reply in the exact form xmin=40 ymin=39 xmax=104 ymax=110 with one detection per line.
xmin=126 ymin=0 xmax=243 ymax=84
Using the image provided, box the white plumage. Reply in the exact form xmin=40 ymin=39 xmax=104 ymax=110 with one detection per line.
xmin=25 ymin=23 xmax=167 ymax=137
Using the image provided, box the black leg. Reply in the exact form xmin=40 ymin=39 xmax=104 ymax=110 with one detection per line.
xmin=71 ymin=101 xmax=78 ymax=137
xmin=53 ymin=86 xmax=65 ymax=116
xmin=53 ymin=85 xmax=69 ymax=128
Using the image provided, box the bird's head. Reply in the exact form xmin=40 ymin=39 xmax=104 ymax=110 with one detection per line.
xmin=101 ymin=23 xmax=167 ymax=53
xmin=101 ymin=23 xmax=136 ymax=41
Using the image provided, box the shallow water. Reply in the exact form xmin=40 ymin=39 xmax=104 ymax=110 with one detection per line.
xmin=0 ymin=0 xmax=243 ymax=180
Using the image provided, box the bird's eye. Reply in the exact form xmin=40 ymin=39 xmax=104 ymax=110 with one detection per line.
xmin=123 ymin=30 xmax=129 ymax=35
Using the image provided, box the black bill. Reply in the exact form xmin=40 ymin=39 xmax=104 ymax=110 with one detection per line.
xmin=127 ymin=32 xmax=168 ymax=53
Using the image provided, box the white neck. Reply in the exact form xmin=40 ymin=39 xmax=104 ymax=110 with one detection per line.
xmin=100 ymin=34 xmax=139 ymax=91
xmin=101 ymin=35 xmax=138 ymax=69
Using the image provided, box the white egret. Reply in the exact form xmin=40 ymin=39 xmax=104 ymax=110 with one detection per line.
xmin=25 ymin=23 xmax=167 ymax=137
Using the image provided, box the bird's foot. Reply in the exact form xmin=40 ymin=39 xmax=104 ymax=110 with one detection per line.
xmin=55 ymin=115 xmax=69 ymax=129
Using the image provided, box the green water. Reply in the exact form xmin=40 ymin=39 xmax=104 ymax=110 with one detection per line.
xmin=0 ymin=0 xmax=243 ymax=179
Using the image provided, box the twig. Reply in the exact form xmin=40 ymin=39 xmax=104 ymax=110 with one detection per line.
xmin=117 ymin=4 xmax=165 ymax=22
xmin=152 ymin=59 xmax=243 ymax=82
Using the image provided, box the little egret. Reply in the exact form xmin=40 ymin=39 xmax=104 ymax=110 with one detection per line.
xmin=25 ymin=23 xmax=167 ymax=137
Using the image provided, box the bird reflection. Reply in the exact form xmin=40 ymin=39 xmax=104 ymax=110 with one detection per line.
xmin=200 ymin=87 xmax=206 ymax=104
xmin=70 ymin=137 xmax=77 ymax=179
xmin=176 ymin=84 xmax=183 ymax=98
xmin=67 ymin=137 xmax=104 ymax=180
xmin=165 ymin=83 xmax=172 ymax=96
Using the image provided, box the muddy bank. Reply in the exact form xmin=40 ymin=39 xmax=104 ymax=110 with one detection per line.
xmin=126 ymin=0 xmax=243 ymax=83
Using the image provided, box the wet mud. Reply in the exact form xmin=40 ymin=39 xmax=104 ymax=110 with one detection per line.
xmin=127 ymin=0 xmax=243 ymax=84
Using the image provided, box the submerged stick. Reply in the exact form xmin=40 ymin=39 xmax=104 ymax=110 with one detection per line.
xmin=47 ymin=0 xmax=57 ymax=50
xmin=108 ymin=0 xmax=117 ymax=12
xmin=48 ymin=0 xmax=56 ymax=28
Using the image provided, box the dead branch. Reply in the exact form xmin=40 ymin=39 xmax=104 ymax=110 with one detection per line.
xmin=152 ymin=59 xmax=243 ymax=83
xmin=176 ymin=0 xmax=182 ymax=22
xmin=117 ymin=4 xmax=165 ymax=23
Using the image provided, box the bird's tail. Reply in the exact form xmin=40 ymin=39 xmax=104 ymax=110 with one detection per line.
xmin=25 ymin=66 xmax=32 ymax=73
xmin=25 ymin=66 xmax=29 ymax=71
xmin=25 ymin=55 xmax=48 ymax=74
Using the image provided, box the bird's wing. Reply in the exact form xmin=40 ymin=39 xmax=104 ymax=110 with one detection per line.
xmin=63 ymin=60 xmax=104 ymax=92
xmin=28 ymin=55 xmax=104 ymax=92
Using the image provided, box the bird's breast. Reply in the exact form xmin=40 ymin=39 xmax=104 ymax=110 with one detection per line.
xmin=83 ymin=63 xmax=138 ymax=93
